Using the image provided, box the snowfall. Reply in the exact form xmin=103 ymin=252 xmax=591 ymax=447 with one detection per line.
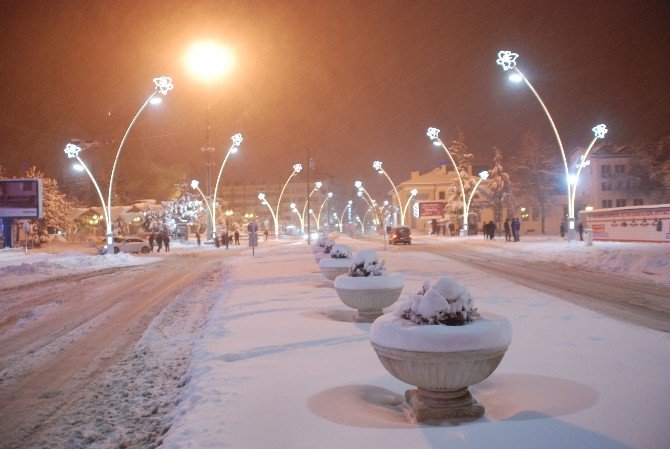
xmin=1 ymin=235 xmax=669 ymax=449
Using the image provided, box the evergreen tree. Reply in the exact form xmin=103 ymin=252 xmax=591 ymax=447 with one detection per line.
xmin=24 ymin=166 xmax=74 ymax=243
xmin=486 ymin=147 xmax=513 ymax=233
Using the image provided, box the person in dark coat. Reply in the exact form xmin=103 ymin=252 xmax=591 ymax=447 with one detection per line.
xmin=578 ymin=222 xmax=584 ymax=241
xmin=264 ymin=229 xmax=269 ymax=241
xmin=512 ymin=218 xmax=521 ymax=242
xmin=234 ymin=229 xmax=240 ymax=245
xmin=560 ymin=222 xmax=566 ymax=238
xmin=448 ymin=222 xmax=455 ymax=236
xmin=488 ymin=221 xmax=496 ymax=240
xmin=148 ymin=233 xmax=155 ymax=252
xmin=163 ymin=232 xmax=170 ymax=252
xmin=196 ymin=231 xmax=201 ymax=246
xmin=156 ymin=232 xmax=163 ymax=252
xmin=504 ymin=218 xmax=511 ymax=242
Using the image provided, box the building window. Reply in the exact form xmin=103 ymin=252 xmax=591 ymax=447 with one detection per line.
xmin=438 ymin=191 xmax=446 ymax=200
xmin=615 ymin=164 xmax=625 ymax=174
xmin=532 ymin=208 xmax=540 ymax=221
xmin=602 ymin=199 xmax=612 ymax=208
xmin=616 ymin=199 xmax=627 ymax=207
xmin=633 ymin=199 xmax=644 ymax=206
xmin=601 ymin=182 xmax=612 ymax=191
xmin=601 ymin=165 xmax=612 ymax=178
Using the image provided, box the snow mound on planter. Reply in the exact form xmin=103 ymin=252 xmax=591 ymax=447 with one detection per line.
xmin=349 ymin=250 xmax=385 ymax=277
xmin=397 ymin=276 xmax=478 ymax=325
xmin=370 ymin=312 xmax=512 ymax=352
xmin=329 ymin=245 xmax=351 ymax=259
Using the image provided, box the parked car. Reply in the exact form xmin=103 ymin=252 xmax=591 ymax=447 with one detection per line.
xmin=99 ymin=236 xmax=151 ymax=255
xmin=389 ymin=226 xmax=412 ymax=245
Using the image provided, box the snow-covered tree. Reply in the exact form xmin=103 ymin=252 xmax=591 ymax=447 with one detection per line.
xmin=444 ymin=130 xmax=478 ymax=227
xmin=630 ymin=135 xmax=670 ymax=203
xmin=141 ymin=209 xmax=175 ymax=234
xmin=509 ymin=134 xmax=560 ymax=234
xmin=113 ymin=217 xmax=128 ymax=236
xmin=486 ymin=148 xmax=513 ymax=234
xmin=24 ymin=166 xmax=74 ymax=243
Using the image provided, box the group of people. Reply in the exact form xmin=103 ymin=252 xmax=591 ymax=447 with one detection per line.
xmin=148 ymin=232 xmax=170 ymax=252
xmin=560 ymin=222 xmax=585 ymax=240
xmin=503 ymin=218 xmax=521 ymax=242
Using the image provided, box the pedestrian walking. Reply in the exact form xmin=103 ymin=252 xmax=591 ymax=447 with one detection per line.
xmin=196 ymin=231 xmax=201 ymax=246
xmin=512 ymin=218 xmax=521 ymax=242
xmin=163 ymin=232 xmax=170 ymax=252
xmin=560 ymin=222 xmax=566 ymax=238
xmin=488 ymin=221 xmax=496 ymax=240
xmin=156 ymin=232 xmax=163 ymax=252
xmin=264 ymin=229 xmax=269 ymax=241
xmin=148 ymin=233 xmax=155 ymax=252
xmin=234 ymin=229 xmax=240 ymax=245
xmin=504 ymin=218 xmax=511 ymax=242
xmin=578 ymin=222 xmax=584 ymax=241
xmin=448 ymin=222 xmax=455 ymax=236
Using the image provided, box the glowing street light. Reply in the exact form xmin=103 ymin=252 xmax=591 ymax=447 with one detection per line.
xmin=185 ymin=41 xmax=234 ymax=82
xmin=402 ymin=188 xmax=418 ymax=225
xmin=191 ymin=179 xmax=215 ymax=232
xmin=66 ymin=76 xmax=173 ymax=255
xmin=496 ymin=50 xmax=608 ymax=240
xmin=426 ymin=127 xmax=474 ymax=237
xmin=258 ymin=164 xmax=302 ymax=240
xmin=372 ymin=161 xmax=407 ymax=225
xmin=185 ymin=41 xmax=234 ymax=234
xmin=210 ymin=133 xmax=243 ymax=241
xmin=290 ymin=202 xmax=304 ymax=231
xmin=337 ymin=200 xmax=353 ymax=232
xmin=316 ymin=192 xmax=333 ymax=231
xmin=300 ymin=181 xmax=322 ymax=233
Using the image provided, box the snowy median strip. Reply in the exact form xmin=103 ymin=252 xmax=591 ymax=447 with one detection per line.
xmin=162 ymin=237 xmax=669 ymax=449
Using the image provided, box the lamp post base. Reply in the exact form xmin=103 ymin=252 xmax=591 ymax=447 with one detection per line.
xmin=567 ymin=217 xmax=576 ymax=242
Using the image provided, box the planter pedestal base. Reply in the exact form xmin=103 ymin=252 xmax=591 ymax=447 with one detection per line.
xmin=354 ymin=308 xmax=384 ymax=323
xmin=405 ymin=387 xmax=484 ymax=421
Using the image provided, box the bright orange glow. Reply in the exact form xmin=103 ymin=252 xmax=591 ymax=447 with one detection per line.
xmin=184 ymin=41 xmax=234 ymax=82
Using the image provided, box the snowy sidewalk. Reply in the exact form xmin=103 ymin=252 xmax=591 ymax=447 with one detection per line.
xmin=162 ymin=238 xmax=669 ymax=449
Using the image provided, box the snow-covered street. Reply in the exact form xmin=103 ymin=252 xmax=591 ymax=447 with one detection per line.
xmin=1 ymin=237 xmax=668 ymax=449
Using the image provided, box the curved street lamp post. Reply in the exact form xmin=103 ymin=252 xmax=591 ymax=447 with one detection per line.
xmin=65 ymin=76 xmax=173 ymax=255
xmin=426 ymin=127 xmax=487 ymax=237
xmin=258 ymin=164 xmax=302 ymax=240
xmin=373 ymin=161 xmax=406 ymax=225
xmin=496 ymin=50 xmax=607 ymax=241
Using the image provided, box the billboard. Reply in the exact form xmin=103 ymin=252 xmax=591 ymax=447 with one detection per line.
xmin=417 ymin=201 xmax=446 ymax=218
xmin=0 ymin=179 xmax=44 ymax=218
xmin=581 ymin=205 xmax=670 ymax=243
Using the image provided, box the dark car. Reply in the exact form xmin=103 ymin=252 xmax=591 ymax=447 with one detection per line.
xmin=389 ymin=226 xmax=411 ymax=245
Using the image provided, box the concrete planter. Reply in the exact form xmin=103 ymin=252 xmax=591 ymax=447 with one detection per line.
xmin=333 ymin=274 xmax=404 ymax=322
xmin=370 ymin=313 xmax=512 ymax=421
xmin=318 ymin=257 xmax=351 ymax=281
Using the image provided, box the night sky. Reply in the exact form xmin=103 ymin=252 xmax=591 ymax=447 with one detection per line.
xmin=1 ymin=0 xmax=669 ymax=201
